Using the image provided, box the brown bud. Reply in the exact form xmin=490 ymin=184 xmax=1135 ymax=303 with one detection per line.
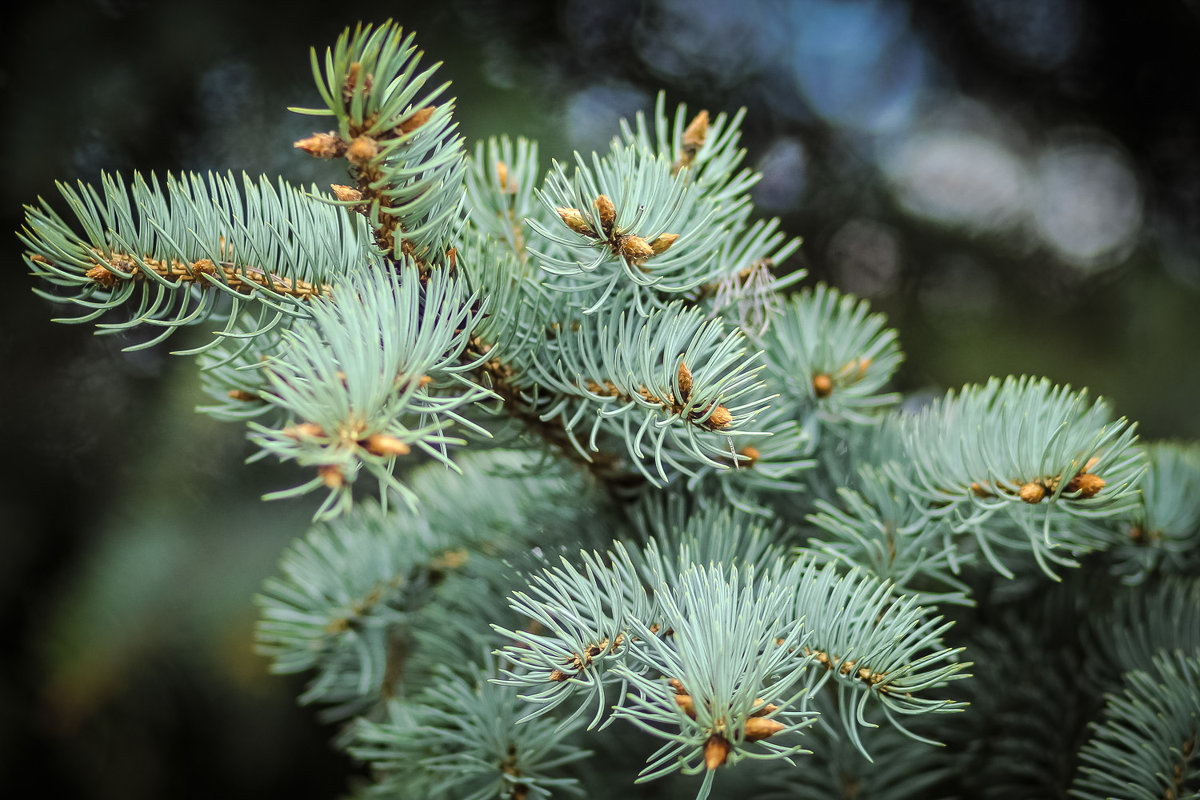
xmin=1067 ymin=472 xmax=1106 ymax=498
xmin=619 ymin=235 xmax=655 ymax=263
xmin=85 ymin=264 xmax=122 ymax=287
xmin=191 ymin=258 xmax=217 ymax=277
xmin=1082 ymin=456 xmax=1100 ymax=473
xmin=594 ymin=194 xmax=616 ymax=234
xmin=548 ymin=669 xmax=569 ymax=682
xmin=342 ymin=62 xmax=372 ymax=102
xmin=708 ymin=406 xmax=733 ymax=429
xmin=331 ymin=184 xmax=364 ymax=203
xmin=812 ymin=373 xmax=834 ymax=398
xmin=738 ymin=446 xmax=760 ymax=467
xmin=743 ymin=716 xmax=785 ymax=742
xmin=345 ymin=135 xmax=379 ymax=165
xmin=674 ymin=694 xmax=697 ymax=719
xmin=1019 ymin=482 xmax=1046 ymax=504
xmin=677 ymin=361 xmax=693 ymax=399
xmin=556 ymin=207 xmax=595 ymax=237
xmin=496 ymin=160 xmax=511 ymax=192
xmin=318 ymin=464 xmax=345 ymax=489
xmin=649 ymin=233 xmax=679 ymax=255
xmin=283 ymin=423 xmax=325 ymax=438
xmin=970 ymin=482 xmax=993 ymax=498
xmin=703 ymin=735 xmax=730 ymax=770
xmin=749 ymin=698 xmax=778 ymax=717
xmin=363 ymin=434 xmax=411 ymax=457
xmin=295 ymin=132 xmax=346 ymax=159
xmin=226 ymin=389 xmax=258 ymax=402
xmin=739 ymin=714 xmax=787 ymax=743
xmin=668 ymin=678 xmax=685 ymax=694
xmin=683 ymin=110 xmax=709 ymax=152
xmin=398 ymin=106 xmax=436 ymax=134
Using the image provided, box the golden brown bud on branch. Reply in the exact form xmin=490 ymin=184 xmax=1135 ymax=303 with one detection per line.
xmin=283 ymin=423 xmax=325 ymax=439
xmin=363 ymin=434 xmax=411 ymax=457
xmin=683 ymin=110 xmax=709 ymax=152
xmin=677 ymin=361 xmax=693 ymax=400
xmin=1019 ymin=482 xmax=1046 ymax=504
xmin=294 ymin=132 xmax=346 ymax=159
xmin=618 ymin=235 xmax=654 ymax=263
xmin=345 ymin=135 xmax=380 ymax=165
xmin=1067 ymin=472 xmax=1106 ymax=498
xmin=743 ymin=717 xmax=785 ymax=741
xmin=556 ymin=207 xmax=595 ymax=237
xmin=708 ymin=406 xmax=733 ymax=429
xmin=397 ymin=106 xmax=436 ymax=134
xmin=331 ymin=184 xmax=364 ymax=203
xmin=319 ymin=464 xmax=345 ymax=489
xmin=594 ymin=194 xmax=616 ymax=235
xmin=704 ymin=735 xmax=730 ymax=770
xmin=649 ymin=233 xmax=679 ymax=255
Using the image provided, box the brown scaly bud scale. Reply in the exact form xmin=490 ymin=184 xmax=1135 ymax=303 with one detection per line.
xmin=707 ymin=406 xmax=733 ymax=429
xmin=294 ymin=132 xmax=346 ymax=159
xmin=677 ymin=361 xmax=693 ymax=401
xmin=556 ymin=207 xmax=595 ymax=237
xmin=396 ymin=106 xmax=435 ymax=135
xmin=594 ymin=194 xmax=617 ymax=236
xmin=556 ymin=194 xmax=679 ymax=269
xmin=330 ymin=184 xmax=364 ymax=203
xmin=362 ymin=434 xmax=411 ymax=457
xmin=617 ymin=235 xmax=654 ymax=263
xmin=704 ymin=735 xmax=730 ymax=770
xmin=318 ymin=464 xmax=345 ymax=489
xmin=345 ymin=135 xmax=380 ymax=165
xmin=649 ymin=233 xmax=679 ymax=255
xmin=672 ymin=110 xmax=709 ymax=175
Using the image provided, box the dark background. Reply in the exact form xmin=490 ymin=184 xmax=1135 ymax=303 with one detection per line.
xmin=2 ymin=0 xmax=1198 ymax=797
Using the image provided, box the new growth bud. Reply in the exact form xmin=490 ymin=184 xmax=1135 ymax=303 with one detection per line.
xmin=708 ymin=406 xmax=733 ymax=429
xmin=345 ymin=135 xmax=380 ymax=165
xmin=618 ymin=235 xmax=654 ymax=263
xmin=683 ymin=110 xmax=709 ymax=152
xmin=557 ymin=207 xmax=595 ymax=237
xmin=677 ymin=361 xmax=693 ymax=400
xmin=294 ymin=132 xmax=345 ymax=159
xmin=594 ymin=194 xmax=616 ymax=236
xmin=397 ymin=106 xmax=435 ymax=134
xmin=649 ymin=233 xmax=679 ymax=255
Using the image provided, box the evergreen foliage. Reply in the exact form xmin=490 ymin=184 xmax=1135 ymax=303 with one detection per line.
xmin=18 ymin=19 xmax=1200 ymax=799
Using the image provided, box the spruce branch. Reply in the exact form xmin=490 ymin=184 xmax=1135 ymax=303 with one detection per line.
xmin=517 ymin=301 xmax=772 ymax=483
xmin=759 ymin=283 xmax=903 ymax=429
xmin=1104 ymin=442 xmax=1200 ymax=583
xmin=257 ymin=451 xmax=611 ymax=718
xmin=893 ymin=375 xmax=1145 ymax=577
xmin=621 ymin=93 xmax=759 ymax=206
xmin=1070 ymin=652 xmax=1200 ymax=800
xmin=247 ymin=261 xmax=490 ymax=516
xmin=807 ymin=464 xmax=972 ymax=606
xmin=529 ymin=140 xmax=726 ymax=304
xmin=293 ymin=20 xmax=465 ymax=267
xmin=20 ymin=171 xmax=365 ymax=349
xmin=351 ymin=659 xmax=591 ymax=800
xmin=464 ymin=136 xmax=542 ymax=265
